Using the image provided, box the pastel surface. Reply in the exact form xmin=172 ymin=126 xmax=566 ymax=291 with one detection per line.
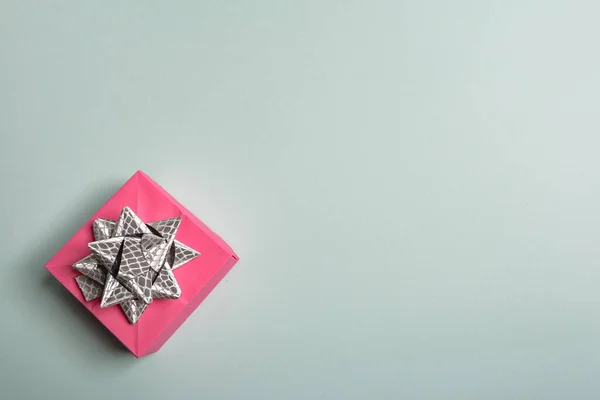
xmin=3 ymin=1 xmax=596 ymax=399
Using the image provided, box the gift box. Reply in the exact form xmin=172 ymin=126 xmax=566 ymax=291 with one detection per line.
xmin=44 ymin=170 xmax=239 ymax=357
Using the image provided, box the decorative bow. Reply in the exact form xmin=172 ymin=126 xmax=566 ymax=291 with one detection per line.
xmin=73 ymin=206 xmax=200 ymax=323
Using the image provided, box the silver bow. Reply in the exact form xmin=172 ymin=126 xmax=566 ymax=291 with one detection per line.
xmin=73 ymin=206 xmax=200 ymax=323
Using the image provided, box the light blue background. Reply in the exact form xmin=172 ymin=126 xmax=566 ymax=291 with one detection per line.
xmin=2 ymin=1 xmax=600 ymax=398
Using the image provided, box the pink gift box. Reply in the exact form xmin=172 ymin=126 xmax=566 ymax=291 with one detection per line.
xmin=44 ymin=170 xmax=239 ymax=357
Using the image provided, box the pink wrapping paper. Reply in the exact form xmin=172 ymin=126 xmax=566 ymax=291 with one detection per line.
xmin=44 ymin=170 xmax=239 ymax=357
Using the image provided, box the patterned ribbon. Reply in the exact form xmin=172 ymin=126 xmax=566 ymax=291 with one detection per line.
xmin=73 ymin=206 xmax=200 ymax=323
